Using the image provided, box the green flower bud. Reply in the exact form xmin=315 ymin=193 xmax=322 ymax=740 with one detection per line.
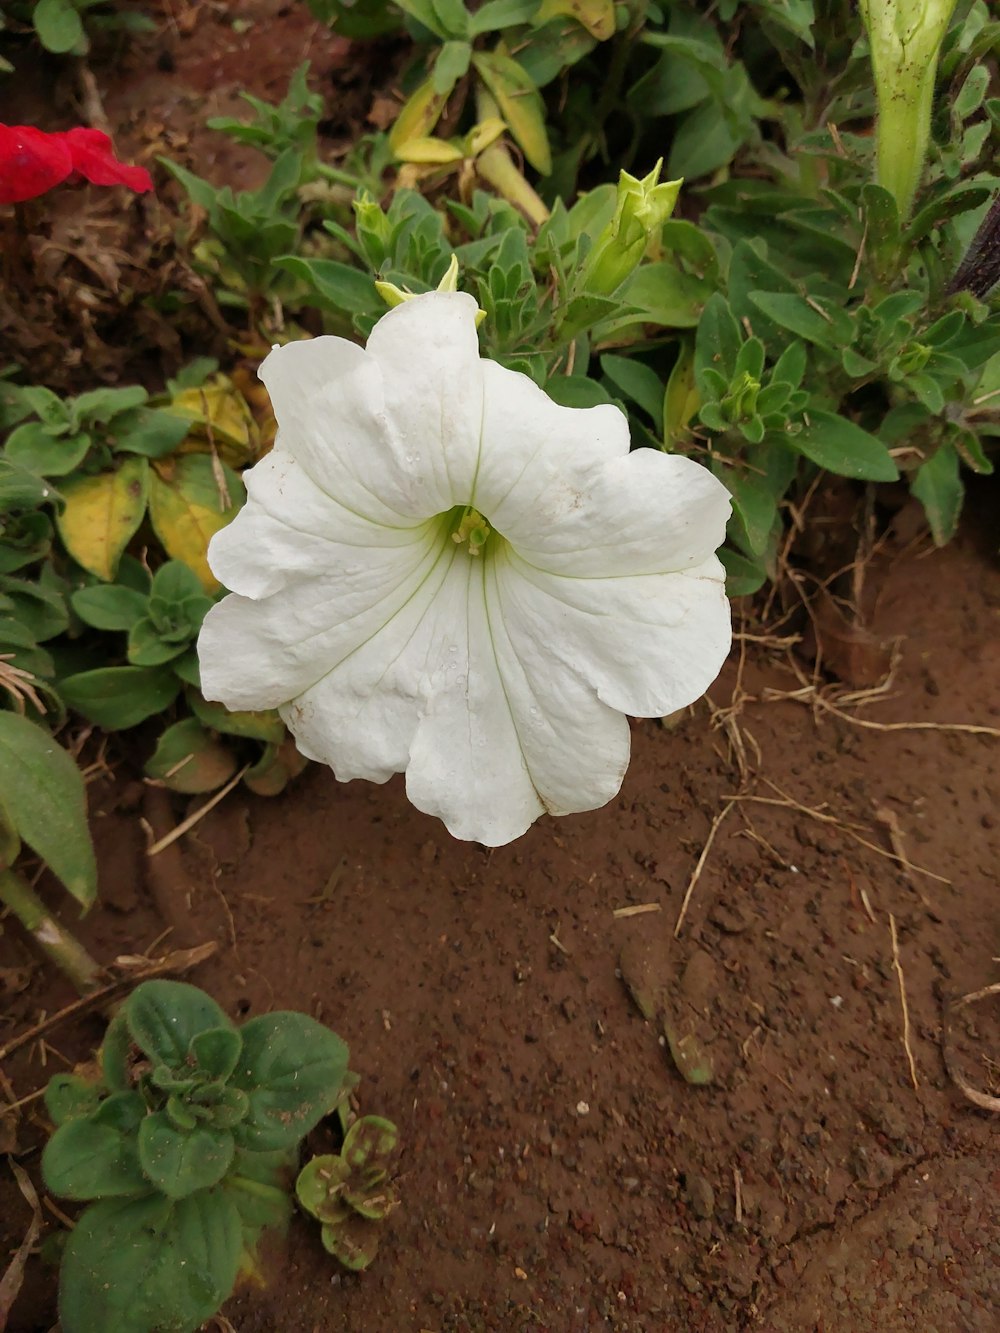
xmin=580 ymin=159 xmax=682 ymax=298
xmin=859 ymin=0 xmax=959 ymax=219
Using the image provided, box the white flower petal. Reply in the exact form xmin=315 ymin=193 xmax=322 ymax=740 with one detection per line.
xmin=259 ymin=339 xmax=431 ymax=523
xmin=286 ymin=548 xmax=633 ymax=845
xmin=473 ymin=361 xmax=629 ymax=523
xmin=198 ymin=524 xmax=446 ymax=711
xmin=496 ymin=549 xmax=732 ymax=717
xmin=289 ymin=554 xmax=545 ymax=843
xmin=476 ymin=362 xmax=731 ymax=575
xmin=364 ymin=292 xmax=486 ymax=509
xmin=207 ymin=450 xmax=426 ymax=600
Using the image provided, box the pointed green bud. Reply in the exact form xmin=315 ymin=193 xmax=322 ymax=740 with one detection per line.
xmin=375 ymin=258 xmax=487 ymax=325
xmin=580 ymin=159 xmax=682 ymax=298
xmin=437 ymin=254 xmax=460 ymax=292
xmin=352 ymin=190 xmax=392 ymax=249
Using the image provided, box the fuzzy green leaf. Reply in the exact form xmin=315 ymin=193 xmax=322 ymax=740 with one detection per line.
xmin=126 ymin=980 xmax=235 ymax=1068
xmin=0 ymin=713 xmax=96 ymax=906
xmin=59 ymin=665 xmax=180 ymax=730
xmin=57 ymin=1190 xmax=242 ymax=1333
xmin=791 ymin=411 xmax=899 ymax=481
xmin=138 ymin=1112 xmax=235 ymax=1199
xmin=231 ymin=1013 xmax=349 ymax=1151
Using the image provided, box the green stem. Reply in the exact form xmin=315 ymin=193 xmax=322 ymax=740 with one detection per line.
xmin=874 ymin=65 xmax=936 ymax=221
xmin=0 ymin=867 xmax=103 ymax=995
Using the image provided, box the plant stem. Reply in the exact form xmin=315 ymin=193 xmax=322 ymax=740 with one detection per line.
xmin=873 ymin=64 xmax=935 ymax=222
xmin=0 ymin=868 xmax=103 ymax=995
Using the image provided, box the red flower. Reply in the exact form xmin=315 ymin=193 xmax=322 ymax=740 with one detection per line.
xmin=0 ymin=123 xmax=153 ymax=206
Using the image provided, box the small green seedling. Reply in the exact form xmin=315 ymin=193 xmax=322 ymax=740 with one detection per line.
xmin=296 ymin=1115 xmax=400 ymax=1270
xmin=42 ymin=979 xmax=351 ymax=1333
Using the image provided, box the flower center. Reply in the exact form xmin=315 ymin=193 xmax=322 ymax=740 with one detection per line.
xmin=447 ymin=505 xmax=492 ymax=556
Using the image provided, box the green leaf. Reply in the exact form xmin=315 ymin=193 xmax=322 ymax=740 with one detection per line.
xmin=44 ymin=1073 xmax=104 ymax=1127
xmin=433 ymin=39 xmax=472 ymax=90
xmin=231 ymin=1013 xmax=349 ymax=1151
xmin=138 ymin=1112 xmax=235 ymax=1199
xmin=144 ymin=719 xmax=239 ymax=795
xmin=112 ymin=408 xmax=192 ymax=459
xmin=59 ymin=665 xmax=180 ymax=730
xmin=0 ymin=713 xmax=97 ymax=907
xmin=127 ymin=616 xmax=189 ymax=667
xmin=5 ymin=422 xmax=90 ymax=476
xmin=71 ymin=584 xmax=148 ymax=632
xmin=342 ymin=1115 xmax=399 ymax=1171
xmin=320 ymin=1214 xmax=383 ymax=1270
xmin=126 ymin=980 xmax=234 ymax=1068
xmin=912 ymin=442 xmax=964 ymax=545
xmin=543 ymin=375 xmax=615 ymax=409
xmin=747 ymin=291 xmax=845 ymax=350
xmin=42 ymin=1115 xmax=147 ymax=1201
xmin=600 ymin=355 xmax=665 ymax=432
xmin=33 ymin=0 xmax=85 ymax=53
xmin=0 ymin=459 xmax=57 ymax=511
xmin=72 ymin=386 xmax=147 ymax=428
xmin=188 ymin=694 xmax=286 ymax=743
xmin=0 ymin=575 xmax=69 ymax=641
xmin=276 ymin=256 xmax=381 ymax=315
xmin=295 ymin=1154 xmax=351 ymax=1222
xmin=791 ymin=411 xmax=900 ymax=481
xmin=469 ymin=0 xmax=539 ymax=34
xmin=191 ymin=1028 xmax=243 ymax=1081
xmin=158 ymin=157 xmax=218 ymax=211
xmin=58 ymin=1191 xmax=242 ymax=1333
xmin=694 ymin=294 xmax=742 ymax=393
xmin=725 ymin=469 xmax=777 ymax=557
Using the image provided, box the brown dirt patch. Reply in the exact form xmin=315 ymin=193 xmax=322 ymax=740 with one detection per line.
xmin=3 ymin=482 xmax=999 ymax=1332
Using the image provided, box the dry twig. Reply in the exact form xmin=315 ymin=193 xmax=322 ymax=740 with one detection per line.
xmin=0 ymin=941 xmax=217 ymax=1063
xmin=0 ymin=1159 xmax=42 ymax=1329
xmin=674 ymin=799 xmax=737 ymax=937
xmin=942 ymin=981 xmax=1000 ymax=1112
xmin=145 ymin=766 xmax=250 ymax=856
xmin=889 ymin=914 xmax=919 ymax=1090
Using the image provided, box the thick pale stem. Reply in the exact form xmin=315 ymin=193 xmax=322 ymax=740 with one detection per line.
xmin=0 ymin=867 xmax=103 ymax=995
xmin=874 ymin=59 xmax=936 ymax=221
xmin=860 ymin=0 xmax=958 ymax=221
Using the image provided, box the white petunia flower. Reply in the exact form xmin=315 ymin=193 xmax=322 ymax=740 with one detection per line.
xmin=197 ymin=292 xmax=732 ymax=846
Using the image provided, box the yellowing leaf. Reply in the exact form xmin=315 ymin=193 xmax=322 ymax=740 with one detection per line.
xmin=537 ymin=0 xmax=615 ymax=40
xmin=388 ymin=77 xmax=452 ymax=154
xmin=56 ymin=457 xmax=149 ymax=582
xmin=171 ymin=375 xmax=260 ymax=468
xmin=394 ymin=136 xmax=465 ymax=164
xmin=472 ymin=51 xmax=552 ymax=175
xmin=229 ymin=366 xmax=277 ymax=456
xmin=464 ymin=117 xmax=506 ymax=157
xmin=148 ymin=455 xmax=245 ymax=594
xmin=145 ymin=719 xmax=238 ymax=795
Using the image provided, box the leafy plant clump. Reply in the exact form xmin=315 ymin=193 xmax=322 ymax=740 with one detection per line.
xmin=41 ymin=980 xmax=354 ymax=1333
xmin=296 ymin=1114 xmax=401 ymax=1271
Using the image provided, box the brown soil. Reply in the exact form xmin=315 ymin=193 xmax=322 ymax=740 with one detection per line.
xmin=4 ymin=483 xmax=999 ymax=1332
xmin=3 ymin=6 xmax=1000 ymax=1331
